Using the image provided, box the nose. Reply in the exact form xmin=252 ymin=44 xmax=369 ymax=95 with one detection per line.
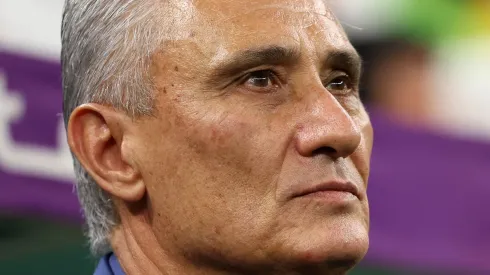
xmin=294 ymin=93 xmax=361 ymax=160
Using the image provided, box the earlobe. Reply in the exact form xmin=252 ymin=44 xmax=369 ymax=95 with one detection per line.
xmin=67 ymin=103 xmax=146 ymax=202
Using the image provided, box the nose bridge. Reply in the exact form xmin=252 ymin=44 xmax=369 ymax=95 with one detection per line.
xmin=295 ymin=90 xmax=362 ymax=158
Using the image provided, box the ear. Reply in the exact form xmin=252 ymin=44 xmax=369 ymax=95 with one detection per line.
xmin=67 ymin=103 xmax=145 ymax=202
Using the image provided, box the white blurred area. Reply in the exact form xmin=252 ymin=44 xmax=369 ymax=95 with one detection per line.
xmin=431 ymin=38 xmax=490 ymax=141
xmin=331 ymin=0 xmax=405 ymax=40
xmin=0 ymin=0 xmax=64 ymax=61
xmin=1 ymin=0 xmax=489 ymax=141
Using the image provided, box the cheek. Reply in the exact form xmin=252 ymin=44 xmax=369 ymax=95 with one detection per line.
xmin=147 ymin=105 xmax=272 ymax=199
xmin=350 ymin=119 xmax=373 ymax=185
xmin=186 ymin=112 xmax=255 ymax=162
xmin=140 ymin=108 xmax=285 ymax=248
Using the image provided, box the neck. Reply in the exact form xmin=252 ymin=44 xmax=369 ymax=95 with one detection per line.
xmin=110 ymin=208 xmax=239 ymax=275
xmin=110 ymin=222 xmax=173 ymax=275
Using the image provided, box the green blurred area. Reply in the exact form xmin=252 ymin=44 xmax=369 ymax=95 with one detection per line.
xmin=0 ymin=215 xmax=451 ymax=275
xmin=0 ymin=215 xmax=95 ymax=275
xmin=394 ymin=0 xmax=490 ymax=45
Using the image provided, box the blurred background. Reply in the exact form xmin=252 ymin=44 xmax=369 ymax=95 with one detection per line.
xmin=0 ymin=0 xmax=489 ymax=274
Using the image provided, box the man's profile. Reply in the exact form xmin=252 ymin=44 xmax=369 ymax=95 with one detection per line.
xmin=61 ymin=0 xmax=373 ymax=274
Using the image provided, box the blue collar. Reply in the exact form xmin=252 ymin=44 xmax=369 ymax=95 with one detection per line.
xmin=94 ymin=252 xmax=125 ymax=275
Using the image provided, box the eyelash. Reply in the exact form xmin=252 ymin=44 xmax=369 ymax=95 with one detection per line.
xmin=236 ymin=69 xmax=356 ymax=95
xmin=323 ymin=74 xmax=355 ymax=95
xmin=238 ymin=69 xmax=283 ymax=93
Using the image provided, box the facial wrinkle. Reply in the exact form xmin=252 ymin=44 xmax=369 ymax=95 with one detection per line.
xmin=216 ymin=4 xmax=329 ymax=26
xmin=187 ymin=0 xmax=347 ymax=71
xmin=153 ymin=0 xmax=348 ymax=70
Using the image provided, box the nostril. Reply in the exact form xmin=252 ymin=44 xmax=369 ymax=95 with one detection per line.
xmin=312 ymin=146 xmax=337 ymax=157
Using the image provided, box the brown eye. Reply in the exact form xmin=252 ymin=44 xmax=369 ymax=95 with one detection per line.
xmin=326 ymin=75 xmax=351 ymax=92
xmin=244 ymin=70 xmax=276 ymax=88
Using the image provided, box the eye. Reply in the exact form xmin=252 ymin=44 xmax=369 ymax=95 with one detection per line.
xmin=243 ymin=70 xmax=278 ymax=89
xmin=326 ymin=75 xmax=352 ymax=93
xmin=325 ymin=74 xmax=361 ymax=113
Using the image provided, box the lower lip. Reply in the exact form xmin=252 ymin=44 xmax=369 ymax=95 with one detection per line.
xmin=299 ymin=190 xmax=358 ymax=203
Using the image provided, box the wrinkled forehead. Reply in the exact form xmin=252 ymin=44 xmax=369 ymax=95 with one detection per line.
xmin=194 ymin=0 xmax=347 ymax=48
xmin=196 ymin=0 xmax=332 ymax=22
xmin=157 ymin=0 xmax=351 ymax=66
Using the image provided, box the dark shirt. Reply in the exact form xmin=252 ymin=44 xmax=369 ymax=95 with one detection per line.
xmin=94 ymin=253 xmax=125 ymax=275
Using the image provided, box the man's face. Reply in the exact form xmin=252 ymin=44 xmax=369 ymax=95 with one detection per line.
xmin=130 ymin=0 xmax=373 ymax=273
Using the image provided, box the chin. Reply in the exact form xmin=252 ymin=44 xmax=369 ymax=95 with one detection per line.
xmin=277 ymin=218 xmax=369 ymax=274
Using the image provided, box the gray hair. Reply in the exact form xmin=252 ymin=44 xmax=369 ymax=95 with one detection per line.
xmin=61 ymin=1 xmax=164 ymax=256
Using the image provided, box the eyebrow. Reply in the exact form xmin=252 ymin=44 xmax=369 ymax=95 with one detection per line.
xmin=206 ymin=45 xmax=362 ymax=87
xmin=203 ymin=45 xmax=300 ymax=84
xmin=324 ymin=50 xmax=363 ymax=80
xmin=206 ymin=46 xmax=301 ymax=83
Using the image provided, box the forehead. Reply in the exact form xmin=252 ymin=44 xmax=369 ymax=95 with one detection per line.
xmin=177 ymin=0 xmax=350 ymax=54
xmin=195 ymin=0 xmax=331 ymax=20
xmin=154 ymin=0 xmax=353 ymax=75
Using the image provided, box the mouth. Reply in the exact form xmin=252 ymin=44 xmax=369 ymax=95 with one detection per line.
xmin=292 ymin=180 xmax=361 ymax=201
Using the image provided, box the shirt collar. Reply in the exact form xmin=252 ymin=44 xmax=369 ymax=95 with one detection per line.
xmin=94 ymin=252 xmax=125 ymax=275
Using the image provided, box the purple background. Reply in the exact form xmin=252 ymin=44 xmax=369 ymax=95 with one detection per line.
xmin=0 ymin=52 xmax=81 ymax=220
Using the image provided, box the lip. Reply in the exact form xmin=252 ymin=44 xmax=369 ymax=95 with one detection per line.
xmin=291 ymin=180 xmax=360 ymax=200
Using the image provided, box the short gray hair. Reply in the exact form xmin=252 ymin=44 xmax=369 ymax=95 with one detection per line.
xmin=61 ymin=0 xmax=164 ymax=255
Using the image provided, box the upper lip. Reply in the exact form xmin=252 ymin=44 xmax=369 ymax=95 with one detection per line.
xmin=292 ymin=180 xmax=360 ymax=199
